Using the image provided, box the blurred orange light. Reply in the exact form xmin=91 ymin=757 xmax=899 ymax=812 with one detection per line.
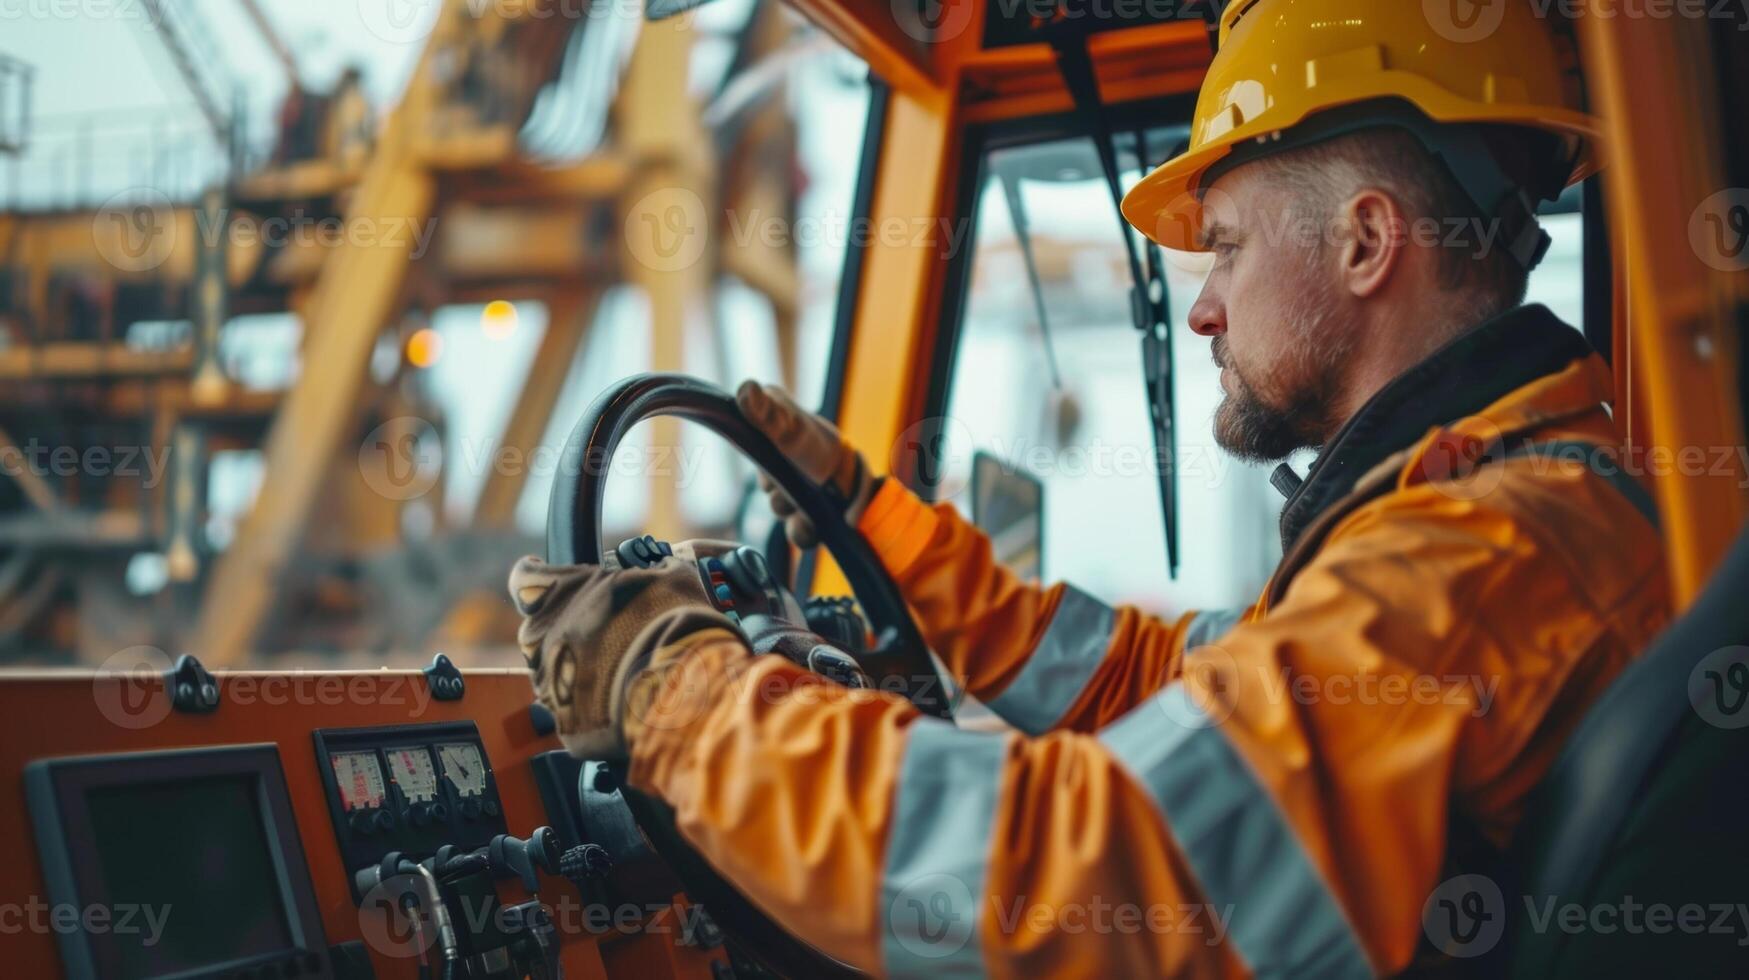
xmin=406 ymin=328 xmax=444 ymax=368
xmin=481 ymin=300 xmax=518 ymax=340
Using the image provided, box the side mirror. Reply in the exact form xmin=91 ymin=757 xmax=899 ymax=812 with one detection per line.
xmin=971 ymin=451 xmax=1045 ymax=581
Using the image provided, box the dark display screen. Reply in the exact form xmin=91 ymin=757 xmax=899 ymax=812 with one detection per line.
xmin=84 ymin=775 xmax=293 ymax=978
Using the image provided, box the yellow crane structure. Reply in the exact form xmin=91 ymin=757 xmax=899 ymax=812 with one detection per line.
xmin=0 ymin=0 xmax=810 ymax=664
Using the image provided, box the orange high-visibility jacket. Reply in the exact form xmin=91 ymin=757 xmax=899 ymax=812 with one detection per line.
xmin=626 ymin=306 xmax=1670 ymax=977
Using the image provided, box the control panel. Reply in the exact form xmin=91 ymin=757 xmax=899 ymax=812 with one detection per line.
xmin=314 ymin=722 xmax=510 ymax=895
xmin=316 ymin=722 xmax=567 ymax=977
xmin=1 ymin=667 xmax=731 ymax=979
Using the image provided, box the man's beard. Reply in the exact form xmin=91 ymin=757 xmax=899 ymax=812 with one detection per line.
xmin=1211 ymin=298 xmax=1348 ymax=463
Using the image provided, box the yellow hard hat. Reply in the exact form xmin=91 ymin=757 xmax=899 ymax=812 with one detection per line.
xmin=1121 ymin=0 xmax=1602 ymax=253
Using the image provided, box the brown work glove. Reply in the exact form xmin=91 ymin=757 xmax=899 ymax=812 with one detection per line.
xmin=735 ymin=380 xmax=879 ymax=549
xmin=508 ymin=540 xmax=749 ymax=760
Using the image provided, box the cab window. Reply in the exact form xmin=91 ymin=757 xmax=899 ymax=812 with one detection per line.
xmin=934 ymin=124 xmax=1591 ymax=616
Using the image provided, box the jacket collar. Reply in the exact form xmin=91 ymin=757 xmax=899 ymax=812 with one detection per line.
xmin=1277 ymin=304 xmax=1597 ymax=551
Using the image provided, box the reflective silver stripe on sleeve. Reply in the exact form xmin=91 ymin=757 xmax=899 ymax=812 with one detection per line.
xmin=881 ymin=718 xmax=1008 ymax=978
xmin=1100 ymin=686 xmax=1375 ymax=979
xmin=985 ymin=584 xmax=1115 ymax=734
xmin=1184 ymin=606 xmax=1245 ymax=649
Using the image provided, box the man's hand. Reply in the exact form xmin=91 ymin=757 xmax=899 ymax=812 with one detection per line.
xmin=508 ymin=541 xmax=748 ymax=759
xmin=735 ymin=380 xmax=878 ymax=548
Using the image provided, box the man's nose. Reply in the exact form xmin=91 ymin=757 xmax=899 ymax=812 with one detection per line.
xmin=1186 ymin=281 xmax=1226 ymax=337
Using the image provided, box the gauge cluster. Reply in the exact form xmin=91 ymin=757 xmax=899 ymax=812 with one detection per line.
xmin=314 ymin=722 xmax=509 ymax=892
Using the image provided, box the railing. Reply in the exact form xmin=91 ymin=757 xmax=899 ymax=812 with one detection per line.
xmin=0 ymin=0 xmax=256 ymax=213
xmin=0 ymin=55 xmax=30 ymax=156
xmin=0 ymin=107 xmax=268 ymax=214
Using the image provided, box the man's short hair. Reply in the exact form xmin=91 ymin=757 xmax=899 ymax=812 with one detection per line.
xmin=1253 ymin=125 xmax=1565 ymax=322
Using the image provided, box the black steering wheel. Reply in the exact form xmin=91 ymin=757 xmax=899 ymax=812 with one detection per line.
xmin=545 ymin=373 xmax=950 ymax=976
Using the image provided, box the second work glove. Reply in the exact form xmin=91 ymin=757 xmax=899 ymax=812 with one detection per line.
xmin=735 ymin=380 xmax=878 ymax=549
xmin=508 ymin=541 xmax=748 ymax=760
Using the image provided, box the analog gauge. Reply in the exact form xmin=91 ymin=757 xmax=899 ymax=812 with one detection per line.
xmin=330 ymin=751 xmax=386 ymax=811
xmin=386 ymin=746 xmax=439 ymax=803
xmin=438 ymin=742 xmax=487 ymax=798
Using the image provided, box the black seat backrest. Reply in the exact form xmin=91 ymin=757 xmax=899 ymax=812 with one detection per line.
xmin=1501 ymin=525 xmax=1749 ymax=977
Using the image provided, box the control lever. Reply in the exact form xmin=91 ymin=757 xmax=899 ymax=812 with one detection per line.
xmin=352 ymin=850 xmax=413 ymax=898
xmin=499 ymin=900 xmax=561 ymax=980
xmin=351 ymin=852 xmax=461 ymax=972
xmin=427 ymin=845 xmax=488 ymax=880
xmin=487 ymin=827 xmax=561 ymax=892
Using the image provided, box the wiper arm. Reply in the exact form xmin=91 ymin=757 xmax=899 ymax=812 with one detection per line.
xmin=998 ymin=171 xmax=1066 ymax=392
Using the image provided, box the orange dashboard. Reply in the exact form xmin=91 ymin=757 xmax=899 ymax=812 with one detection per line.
xmin=0 ymin=666 xmax=725 ymax=979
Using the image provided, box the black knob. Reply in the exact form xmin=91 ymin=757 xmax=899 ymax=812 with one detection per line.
xmin=590 ymin=765 xmax=618 ymax=795
xmin=408 ymin=803 xmax=429 ymax=827
xmin=349 ymin=810 xmax=376 ymax=836
xmin=529 ymin=701 xmax=557 ymax=736
xmin=528 ymin=826 xmax=560 ymax=873
xmin=615 ymin=535 xmax=674 ymax=568
xmin=804 ymin=595 xmax=868 ymax=653
xmin=721 ymin=546 xmax=772 ymax=597
xmin=429 ymin=802 xmax=448 ymax=824
xmin=460 ymin=798 xmax=482 ymax=820
xmin=372 ymin=810 xmax=394 ymax=834
xmin=559 ymin=843 xmax=613 ymax=884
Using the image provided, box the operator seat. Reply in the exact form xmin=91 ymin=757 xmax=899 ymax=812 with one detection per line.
xmin=1501 ymin=524 xmax=1749 ymax=976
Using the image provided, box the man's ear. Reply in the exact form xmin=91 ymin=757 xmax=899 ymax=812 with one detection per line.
xmin=1338 ymin=188 xmax=1407 ymax=300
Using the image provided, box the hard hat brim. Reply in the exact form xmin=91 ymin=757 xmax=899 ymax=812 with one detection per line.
xmin=1122 ymin=90 xmax=1603 ymax=253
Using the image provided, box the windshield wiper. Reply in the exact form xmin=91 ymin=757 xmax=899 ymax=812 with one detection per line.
xmin=997 ymin=171 xmax=1066 ymax=392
